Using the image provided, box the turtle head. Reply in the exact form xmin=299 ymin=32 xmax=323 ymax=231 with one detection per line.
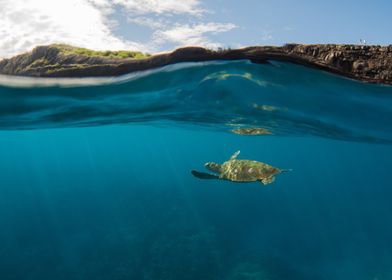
xmin=205 ymin=162 xmax=221 ymax=173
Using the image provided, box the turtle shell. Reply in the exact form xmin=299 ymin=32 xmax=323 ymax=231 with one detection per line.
xmin=219 ymin=160 xmax=280 ymax=182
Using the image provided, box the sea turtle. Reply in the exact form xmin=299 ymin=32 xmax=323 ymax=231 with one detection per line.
xmin=231 ymin=127 xmax=272 ymax=135
xmin=191 ymin=150 xmax=291 ymax=185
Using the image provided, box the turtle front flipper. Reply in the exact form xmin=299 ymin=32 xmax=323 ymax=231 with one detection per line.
xmin=230 ymin=150 xmax=241 ymax=160
xmin=191 ymin=170 xmax=220 ymax=180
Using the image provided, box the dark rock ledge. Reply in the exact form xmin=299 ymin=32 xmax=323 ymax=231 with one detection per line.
xmin=0 ymin=44 xmax=391 ymax=85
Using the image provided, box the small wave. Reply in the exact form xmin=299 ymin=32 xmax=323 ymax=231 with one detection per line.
xmin=0 ymin=60 xmax=391 ymax=143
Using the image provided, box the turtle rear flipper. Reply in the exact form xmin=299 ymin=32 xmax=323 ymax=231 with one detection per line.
xmin=191 ymin=170 xmax=219 ymax=180
xmin=261 ymin=176 xmax=275 ymax=185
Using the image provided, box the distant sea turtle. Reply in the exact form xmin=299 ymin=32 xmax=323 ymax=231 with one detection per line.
xmin=231 ymin=127 xmax=272 ymax=135
xmin=191 ymin=150 xmax=291 ymax=185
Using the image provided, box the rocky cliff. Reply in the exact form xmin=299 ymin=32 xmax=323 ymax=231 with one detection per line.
xmin=0 ymin=44 xmax=391 ymax=85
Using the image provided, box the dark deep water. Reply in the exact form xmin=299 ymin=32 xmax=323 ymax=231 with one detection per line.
xmin=0 ymin=61 xmax=391 ymax=280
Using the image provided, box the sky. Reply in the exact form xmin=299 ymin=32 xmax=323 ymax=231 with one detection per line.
xmin=0 ymin=0 xmax=391 ymax=58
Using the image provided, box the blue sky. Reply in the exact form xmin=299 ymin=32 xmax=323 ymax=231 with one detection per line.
xmin=208 ymin=0 xmax=392 ymax=46
xmin=0 ymin=0 xmax=391 ymax=58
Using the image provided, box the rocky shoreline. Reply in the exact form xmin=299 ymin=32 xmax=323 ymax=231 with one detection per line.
xmin=0 ymin=44 xmax=391 ymax=85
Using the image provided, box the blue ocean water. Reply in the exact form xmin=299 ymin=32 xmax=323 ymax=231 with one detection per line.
xmin=0 ymin=61 xmax=391 ymax=280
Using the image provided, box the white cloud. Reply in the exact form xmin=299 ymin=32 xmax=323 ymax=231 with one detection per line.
xmin=152 ymin=22 xmax=237 ymax=48
xmin=261 ymin=32 xmax=273 ymax=41
xmin=261 ymin=31 xmax=273 ymax=41
xmin=127 ymin=16 xmax=167 ymax=29
xmin=283 ymin=26 xmax=295 ymax=32
xmin=0 ymin=0 xmax=235 ymax=59
xmin=0 ymin=0 xmax=144 ymax=58
xmin=112 ymin=0 xmax=205 ymax=16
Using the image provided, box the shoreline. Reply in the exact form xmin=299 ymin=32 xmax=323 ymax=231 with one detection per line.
xmin=0 ymin=44 xmax=391 ymax=85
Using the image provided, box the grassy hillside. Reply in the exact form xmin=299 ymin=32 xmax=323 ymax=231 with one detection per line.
xmin=53 ymin=44 xmax=150 ymax=59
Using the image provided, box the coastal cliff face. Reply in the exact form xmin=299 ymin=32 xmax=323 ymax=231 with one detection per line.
xmin=0 ymin=44 xmax=391 ymax=85
xmin=281 ymin=44 xmax=392 ymax=84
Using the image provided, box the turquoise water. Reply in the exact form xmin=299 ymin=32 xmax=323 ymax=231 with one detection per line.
xmin=0 ymin=61 xmax=392 ymax=280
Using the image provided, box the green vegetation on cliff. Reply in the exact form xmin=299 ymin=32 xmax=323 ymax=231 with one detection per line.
xmin=52 ymin=44 xmax=150 ymax=59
